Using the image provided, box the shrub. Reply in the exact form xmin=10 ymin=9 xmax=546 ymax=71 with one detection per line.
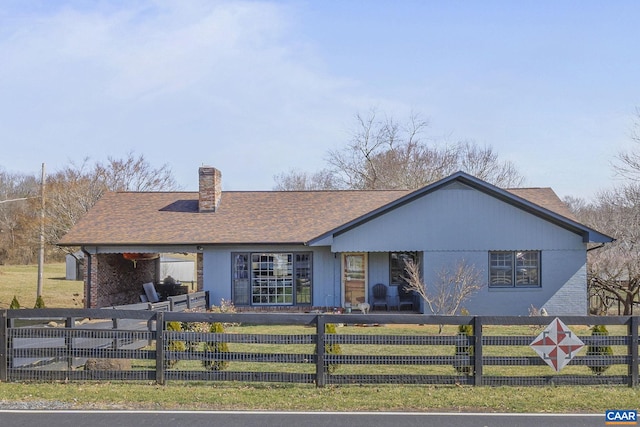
xmin=179 ymin=313 xmax=208 ymax=352
xmin=9 ymin=296 xmax=20 ymax=309
xmin=454 ymin=308 xmax=473 ymax=375
xmin=586 ymin=324 xmax=613 ymax=375
xmin=208 ymin=299 xmax=239 ymax=327
xmin=316 ymin=323 xmax=342 ymax=374
xmin=203 ymin=322 xmax=229 ymax=371
xmin=166 ymin=321 xmax=186 ymax=369
xmin=33 ymin=295 xmax=45 ymax=309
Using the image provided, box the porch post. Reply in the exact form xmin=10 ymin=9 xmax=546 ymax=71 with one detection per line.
xmin=196 ymin=253 xmax=204 ymax=292
xmin=83 ymin=250 xmax=99 ymax=308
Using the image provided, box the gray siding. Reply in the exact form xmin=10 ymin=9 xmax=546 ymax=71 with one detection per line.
xmin=201 ymin=245 xmax=340 ymax=308
xmin=421 ymin=250 xmax=587 ymax=316
xmin=368 ymin=252 xmax=389 ymax=291
xmin=329 ymin=184 xmax=588 ymax=316
xmin=331 ymin=183 xmax=585 ymax=252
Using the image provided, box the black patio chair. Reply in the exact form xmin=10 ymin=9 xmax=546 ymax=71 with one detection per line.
xmin=370 ymin=283 xmax=388 ymax=311
xmin=398 ymin=284 xmax=417 ymax=311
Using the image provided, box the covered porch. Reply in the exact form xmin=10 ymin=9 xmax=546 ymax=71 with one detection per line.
xmin=81 ymin=248 xmax=202 ymax=308
xmin=339 ymin=251 xmax=421 ymax=313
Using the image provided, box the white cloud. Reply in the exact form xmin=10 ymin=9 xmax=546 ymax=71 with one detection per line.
xmin=0 ymin=1 xmax=389 ymax=189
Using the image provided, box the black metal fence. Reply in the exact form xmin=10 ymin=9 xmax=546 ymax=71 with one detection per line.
xmin=1 ymin=310 xmax=638 ymax=387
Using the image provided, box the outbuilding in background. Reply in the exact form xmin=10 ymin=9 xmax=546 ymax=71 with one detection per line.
xmin=65 ymin=251 xmax=84 ymax=281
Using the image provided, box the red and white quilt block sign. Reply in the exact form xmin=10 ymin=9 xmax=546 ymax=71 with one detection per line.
xmin=530 ymin=317 xmax=584 ymax=372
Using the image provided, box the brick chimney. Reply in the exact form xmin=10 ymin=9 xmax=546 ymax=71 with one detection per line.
xmin=198 ymin=166 xmax=222 ymax=212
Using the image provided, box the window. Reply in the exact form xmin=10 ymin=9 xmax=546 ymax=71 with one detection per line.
xmin=489 ymin=251 xmax=540 ymax=287
xmin=232 ymin=253 xmax=250 ymax=305
xmin=295 ymin=253 xmax=312 ymax=304
xmin=232 ymin=252 xmax=312 ymax=306
xmin=390 ymin=252 xmax=418 ymax=287
xmin=252 ymin=253 xmax=293 ymax=305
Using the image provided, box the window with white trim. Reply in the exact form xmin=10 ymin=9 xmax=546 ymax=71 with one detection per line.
xmin=489 ymin=251 xmax=540 ymax=287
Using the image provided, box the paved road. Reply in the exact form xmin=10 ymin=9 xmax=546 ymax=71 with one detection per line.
xmin=0 ymin=410 xmax=605 ymax=427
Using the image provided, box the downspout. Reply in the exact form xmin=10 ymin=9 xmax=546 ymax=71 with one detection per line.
xmin=81 ymin=247 xmax=91 ymax=308
xmin=587 ymin=243 xmax=606 ymax=252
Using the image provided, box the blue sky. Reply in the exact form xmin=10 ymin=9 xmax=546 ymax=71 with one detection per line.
xmin=1 ymin=0 xmax=638 ymax=199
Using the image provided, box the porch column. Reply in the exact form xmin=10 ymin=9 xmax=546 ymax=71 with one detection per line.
xmin=84 ymin=252 xmax=99 ymax=308
xmin=196 ymin=253 xmax=204 ymax=292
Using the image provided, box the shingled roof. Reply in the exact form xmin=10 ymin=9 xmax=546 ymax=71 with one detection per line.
xmin=59 ymin=190 xmax=409 ymax=246
xmin=58 ymin=173 xmax=585 ymax=247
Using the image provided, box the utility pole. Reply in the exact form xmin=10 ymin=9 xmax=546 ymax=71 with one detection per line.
xmin=36 ymin=163 xmax=46 ymax=299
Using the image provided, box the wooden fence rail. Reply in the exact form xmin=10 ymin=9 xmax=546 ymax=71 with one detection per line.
xmin=1 ymin=311 xmax=638 ymax=387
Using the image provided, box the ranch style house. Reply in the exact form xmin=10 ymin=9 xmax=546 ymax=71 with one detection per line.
xmin=59 ymin=166 xmax=614 ymax=315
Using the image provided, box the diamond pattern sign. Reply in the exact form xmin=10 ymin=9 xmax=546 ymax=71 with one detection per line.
xmin=530 ymin=317 xmax=584 ymax=372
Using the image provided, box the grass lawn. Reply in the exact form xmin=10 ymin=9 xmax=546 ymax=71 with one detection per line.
xmin=0 ymin=381 xmax=638 ymax=412
xmin=0 ymin=263 xmax=84 ymax=309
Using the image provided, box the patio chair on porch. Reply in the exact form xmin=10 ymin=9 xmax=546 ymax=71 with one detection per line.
xmin=142 ymin=282 xmax=161 ymax=303
xmin=370 ymin=283 xmax=388 ymax=311
xmin=398 ymin=284 xmax=417 ymax=311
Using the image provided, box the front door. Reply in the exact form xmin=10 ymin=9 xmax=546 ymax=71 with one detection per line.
xmin=342 ymin=253 xmax=367 ymax=306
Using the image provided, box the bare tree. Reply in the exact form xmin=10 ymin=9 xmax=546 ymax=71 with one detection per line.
xmin=326 ymin=111 xmax=445 ymax=190
xmin=46 ymin=153 xmax=179 ymax=255
xmin=579 ymin=185 xmax=640 ymax=315
xmin=457 ymin=141 xmax=525 ymax=188
xmin=274 ymin=110 xmax=525 ymax=191
xmin=614 ymin=107 xmax=640 ymax=181
xmin=43 ymin=159 xmax=107 ymax=255
xmin=403 ymin=258 xmax=485 ymax=328
xmin=96 ymin=152 xmax=178 ymax=192
xmin=0 ymin=169 xmax=40 ymax=264
xmin=1 ymin=154 xmax=179 ymax=263
xmin=273 ymin=168 xmax=341 ymax=191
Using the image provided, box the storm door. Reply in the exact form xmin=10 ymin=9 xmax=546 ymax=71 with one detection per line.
xmin=342 ymin=253 xmax=367 ymax=307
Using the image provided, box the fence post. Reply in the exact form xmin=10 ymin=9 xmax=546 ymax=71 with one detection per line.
xmin=629 ymin=316 xmax=639 ymax=387
xmin=65 ymin=317 xmax=75 ymax=372
xmin=315 ymin=315 xmax=326 ymax=388
xmin=155 ymin=311 xmax=165 ymax=385
xmin=473 ymin=316 xmax=483 ymax=386
xmin=0 ymin=310 xmax=7 ymax=382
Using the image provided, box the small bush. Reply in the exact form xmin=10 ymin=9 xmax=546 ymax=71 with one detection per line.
xmin=166 ymin=321 xmax=186 ymax=369
xmin=316 ymin=323 xmax=342 ymax=374
xmin=9 ymin=296 xmax=20 ymax=309
xmin=203 ymin=322 xmax=229 ymax=371
xmin=34 ymin=295 xmax=45 ymax=309
xmin=208 ymin=299 xmax=239 ymax=327
xmin=586 ymin=324 xmax=613 ymax=375
xmin=454 ymin=308 xmax=473 ymax=375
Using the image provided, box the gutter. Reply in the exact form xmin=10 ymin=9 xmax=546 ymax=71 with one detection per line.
xmin=587 ymin=243 xmax=608 ymax=252
xmin=81 ymin=246 xmax=91 ymax=308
